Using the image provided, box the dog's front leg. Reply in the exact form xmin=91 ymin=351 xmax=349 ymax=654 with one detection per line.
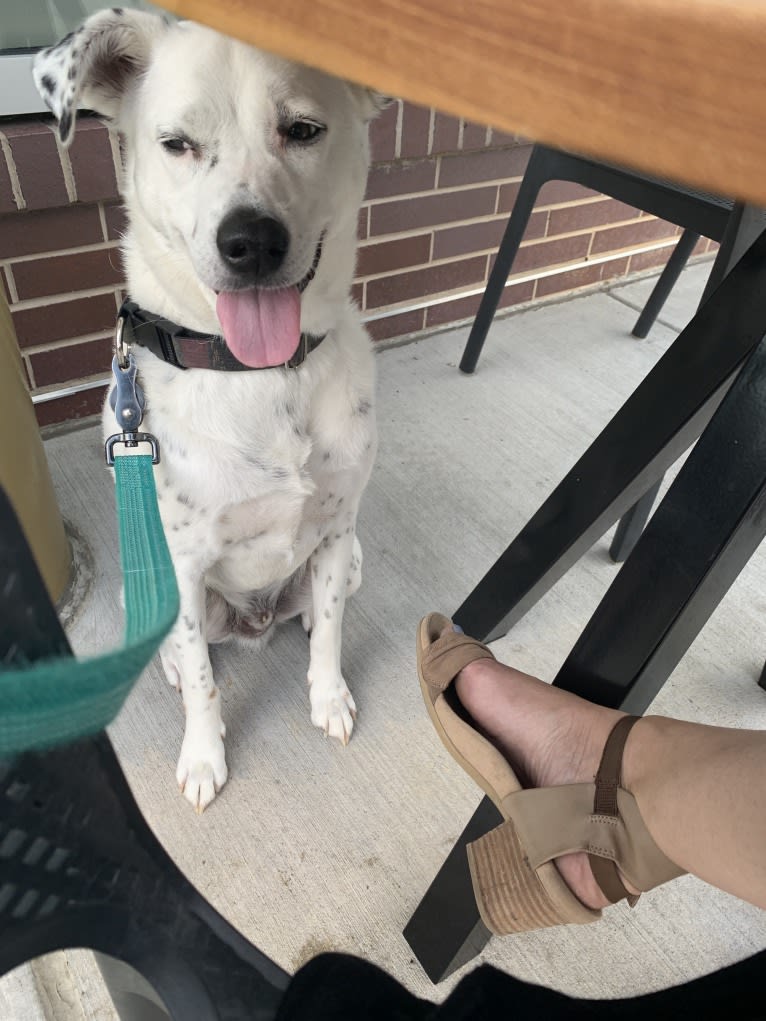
xmin=161 ymin=566 xmax=227 ymax=812
xmin=307 ymin=522 xmax=362 ymax=744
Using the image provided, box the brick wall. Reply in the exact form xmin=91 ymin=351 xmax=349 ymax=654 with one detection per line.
xmin=0 ymin=103 xmax=711 ymax=427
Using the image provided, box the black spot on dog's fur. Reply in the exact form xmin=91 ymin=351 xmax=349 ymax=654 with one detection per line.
xmin=356 ymin=399 xmax=371 ymax=416
xmin=54 ymin=32 xmax=74 ymax=51
xmin=210 ymin=155 xmax=219 ymax=169
xmin=68 ymin=65 xmax=77 ymax=81
xmin=59 ymin=111 xmax=72 ymax=141
xmin=112 ymin=7 xmax=125 ymax=15
xmin=40 ymin=74 xmax=55 ymax=94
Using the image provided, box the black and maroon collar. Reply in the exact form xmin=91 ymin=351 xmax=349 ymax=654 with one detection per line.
xmin=116 ymin=299 xmax=326 ymax=372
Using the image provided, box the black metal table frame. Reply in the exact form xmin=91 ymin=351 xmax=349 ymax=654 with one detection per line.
xmin=404 ymin=210 xmax=766 ymax=982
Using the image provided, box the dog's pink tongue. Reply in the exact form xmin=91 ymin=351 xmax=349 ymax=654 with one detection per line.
xmin=216 ymin=287 xmax=300 ymax=367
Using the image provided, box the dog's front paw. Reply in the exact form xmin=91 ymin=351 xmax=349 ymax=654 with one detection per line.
xmin=176 ymin=724 xmax=228 ymax=813
xmin=309 ymin=678 xmax=357 ymax=745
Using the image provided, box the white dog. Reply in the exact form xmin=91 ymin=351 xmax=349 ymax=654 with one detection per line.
xmin=34 ymin=9 xmax=384 ymax=811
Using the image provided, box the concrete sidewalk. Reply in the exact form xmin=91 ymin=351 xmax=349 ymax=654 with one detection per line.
xmin=4 ymin=260 xmax=765 ymax=1017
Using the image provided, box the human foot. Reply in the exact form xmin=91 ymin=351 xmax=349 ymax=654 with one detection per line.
xmin=453 ymin=644 xmax=637 ymax=910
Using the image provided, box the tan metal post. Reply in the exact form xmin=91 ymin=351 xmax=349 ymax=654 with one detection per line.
xmin=0 ymin=291 xmax=71 ymax=602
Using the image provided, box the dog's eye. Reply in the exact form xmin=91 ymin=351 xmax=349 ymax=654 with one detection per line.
xmin=285 ymin=121 xmax=324 ymax=144
xmin=161 ymin=136 xmax=193 ymax=155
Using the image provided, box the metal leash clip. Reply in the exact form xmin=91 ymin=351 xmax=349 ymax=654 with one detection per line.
xmin=105 ymin=316 xmax=161 ymax=466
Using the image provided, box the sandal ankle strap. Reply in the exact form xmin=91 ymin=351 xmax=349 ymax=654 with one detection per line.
xmin=589 ymin=715 xmax=642 ymax=904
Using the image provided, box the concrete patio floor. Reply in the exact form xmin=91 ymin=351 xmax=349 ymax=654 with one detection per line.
xmin=3 ymin=260 xmax=765 ymax=1017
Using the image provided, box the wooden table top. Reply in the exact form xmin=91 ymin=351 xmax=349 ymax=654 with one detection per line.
xmin=159 ymin=0 xmax=766 ymax=206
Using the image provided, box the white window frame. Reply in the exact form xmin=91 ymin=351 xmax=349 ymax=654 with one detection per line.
xmin=0 ymin=2 xmax=161 ymax=118
xmin=0 ymin=53 xmax=48 ymax=117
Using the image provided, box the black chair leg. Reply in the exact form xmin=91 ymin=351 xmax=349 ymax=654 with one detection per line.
xmin=454 ymin=225 xmax=766 ymax=644
xmin=405 ymin=316 xmax=766 ymax=982
xmin=459 ymin=146 xmax=557 ymax=375
xmin=609 ymin=478 xmax=662 ymax=562
xmin=631 ymin=228 xmax=700 ymax=338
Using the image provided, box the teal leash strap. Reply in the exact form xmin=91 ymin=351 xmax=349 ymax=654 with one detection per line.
xmin=0 ymin=343 xmax=178 ymax=755
xmin=0 ymin=453 xmax=177 ymax=756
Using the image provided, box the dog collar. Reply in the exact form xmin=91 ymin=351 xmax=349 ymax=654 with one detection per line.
xmin=116 ymin=300 xmax=327 ymax=371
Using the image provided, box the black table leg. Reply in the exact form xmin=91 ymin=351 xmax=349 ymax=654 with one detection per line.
xmin=404 ymin=227 xmax=766 ymax=983
xmin=455 ymin=225 xmax=766 ymax=644
xmin=402 ymin=796 xmax=501 ymax=982
xmin=555 ymin=330 xmax=766 ymax=710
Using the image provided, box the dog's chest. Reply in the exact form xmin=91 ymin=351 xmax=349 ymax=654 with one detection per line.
xmin=153 ymin=380 xmax=371 ymax=593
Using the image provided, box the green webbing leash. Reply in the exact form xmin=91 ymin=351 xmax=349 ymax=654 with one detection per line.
xmin=0 ymin=349 xmax=178 ymax=755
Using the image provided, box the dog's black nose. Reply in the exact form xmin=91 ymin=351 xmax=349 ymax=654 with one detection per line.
xmin=216 ymin=209 xmax=289 ymax=279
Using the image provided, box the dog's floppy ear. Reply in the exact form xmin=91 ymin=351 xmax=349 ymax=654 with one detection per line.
xmin=350 ymin=86 xmax=393 ymax=122
xmin=33 ymin=7 xmax=168 ymax=146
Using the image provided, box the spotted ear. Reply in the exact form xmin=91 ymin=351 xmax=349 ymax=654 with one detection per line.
xmin=33 ymin=7 xmax=169 ymax=146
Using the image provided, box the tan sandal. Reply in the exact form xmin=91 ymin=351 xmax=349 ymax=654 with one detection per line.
xmin=416 ymin=613 xmax=685 ymax=935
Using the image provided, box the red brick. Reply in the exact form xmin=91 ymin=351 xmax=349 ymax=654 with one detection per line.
xmin=494 ymin=233 xmax=591 ymax=276
xmin=461 ymin=122 xmax=488 ymax=150
xmin=351 ymin=281 xmax=364 ymax=308
xmin=357 ymin=206 xmax=368 ymax=241
xmin=440 ymin=146 xmax=529 ymax=189
xmin=370 ymin=186 xmax=497 ymax=235
xmin=547 ymin=199 xmax=640 ymax=236
xmin=590 ymin=217 xmax=679 ymax=255
xmin=498 ymin=179 xmax=602 ymax=216
xmin=370 ymin=101 xmax=399 ymax=163
xmin=12 ymin=247 xmax=124 ymax=301
xmin=69 ymin=118 xmax=119 ymax=203
xmin=400 ymin=103 xmax=431 ymax=160
xmin=3 ymin=122 xmax=69 ymax=211
xmin=30 ymin=335 xmax=113 ymax=387
xmin=497 ymin=278 xmax=536 ymax=309
xmin=536 ymin=180 xmax=602 ymax=206
xmin=0 ymin=205 xmax=103 ymax=259
xmin=365 ymin=308 xmax=424 ymax=342
xmin=628 ymin=246 xmax=678 ymax=274
xmin=425 ymin=280 xmax=534 ymax=328
xmin=497 ymin=182 xmax=521 ymax=215
xmin=489 ymin=128 xmax=521 ymax=147
xmin=535 ymin=257 xmax=630 ymax=298
xmin=356 ymin=234 xmax=431 ymax=277
xmin=433 ymin=211 xmax=545 ymax=260
xmin=35 ymin=384 xmax=107 ymax=428
xmin=365 ymin=159 xmax=436 ymax=200
xmin=0 ymin=146 xmax=17 ymax=214
xmin=432 ymin=113 xmax=460 ymax=154
xmin=103 ymin=202 xmax=128 ymax=241
xmin=13 ymin=292 xmax=117 ymax=348
xmin=0 ymin=267 xmax=11 ymax=303
xmin=366 ymin=255 xmax=486 ymax=308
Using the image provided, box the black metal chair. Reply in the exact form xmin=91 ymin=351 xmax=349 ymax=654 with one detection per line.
xmin=460 ymin=144 xmax=734 ymax=373
xmin=459 ymin=144 xmax=736 ymax=563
